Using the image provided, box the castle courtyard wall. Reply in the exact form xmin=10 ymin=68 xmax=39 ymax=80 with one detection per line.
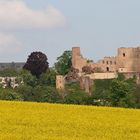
xmin=86 ymin=72 xmax=117 ymax=80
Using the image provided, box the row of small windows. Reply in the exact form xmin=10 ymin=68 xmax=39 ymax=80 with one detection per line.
xmin=102 ymin=61 xmax=116 ymax=65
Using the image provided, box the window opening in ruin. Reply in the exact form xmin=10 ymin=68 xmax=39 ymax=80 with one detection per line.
xmin=106 ymin=67 xmax=109 ymax=72
xmin=110 ymin=61 xmax=112 ymax=65
xmin=106 ymin=61 xmax=108 ymax=64
xmin=123 ymin=53 xmax=125 ymax=57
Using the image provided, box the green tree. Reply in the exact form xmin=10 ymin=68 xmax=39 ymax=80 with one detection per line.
xmin=19 ymin=70 xmax=38 ymax=87
xmin=110 ymin=78 xmax=136 ymax=108
xmin=18 ymin=69 xmax=61 ymax=102
xmin=0 ymin=68 xmax=19 ymax=77
xmin=35 ymin=86 xmax=61 ymax=103
xmin=89 ymin=79 xmax=112 ymax=106
xmin=23 ymin=52 xmax=49 ymax=78
xmin=54 ymin=50 xmax=72 ymax=75
xmin=17 ymin=85 xmax=34 ymax=101
xmin=64 ymin=91 xmax=88 ymax=104
xmin=39 ymin=68 xmax=57 ymax=86
xmin=133 ymin=84 xmax=140 ymax=108
xmin=64 ymin=82 xmax=88 ymax=104
xmin=0 ymin=88 xmax=23 ymax=101
xmin=17 ymin=85 xmax=61 ymax=102
xmin=93 ymin=79 xmax=112 ymax=99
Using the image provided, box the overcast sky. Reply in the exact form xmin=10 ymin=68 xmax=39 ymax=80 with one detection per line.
xmin=0 ymin=0 xmax=140 ymax=66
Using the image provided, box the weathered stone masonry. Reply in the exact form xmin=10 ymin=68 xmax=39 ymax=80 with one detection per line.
xmin=72 ymin=46 xmax=140 ymax=74
xmin=56 ymin=46 xmax=140 ymax=94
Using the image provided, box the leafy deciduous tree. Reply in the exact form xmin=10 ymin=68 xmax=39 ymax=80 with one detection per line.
xmin=19 ymin=69 xmax=38 ymax=87
xmin=110 ymin=78 xmax=136 ymax=108
xmin=54 ymin=50 xmax=72 ymax=75
xmin=23 ymin=52 xmax=49 ymax=78
xmin=39 ymin=68 xmax=57 ymax=86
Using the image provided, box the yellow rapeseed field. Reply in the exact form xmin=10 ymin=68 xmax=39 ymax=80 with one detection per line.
xmin=0 ymin=101 xmax=140 ymax=140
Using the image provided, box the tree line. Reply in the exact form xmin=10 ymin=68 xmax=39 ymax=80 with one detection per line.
xmin=0 ymin=51 xmax=140 ymax=108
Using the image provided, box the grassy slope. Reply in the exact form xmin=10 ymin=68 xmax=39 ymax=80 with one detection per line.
xmin=0 ymin=101 xmax=140 ymax=140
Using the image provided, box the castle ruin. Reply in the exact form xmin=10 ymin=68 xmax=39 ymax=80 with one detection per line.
xmin=56 ymin=46 xmax=140 ymax=94
xmin=72 ymin=46 xmax=140 ymax=74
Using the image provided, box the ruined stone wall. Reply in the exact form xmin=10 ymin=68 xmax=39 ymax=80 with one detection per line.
xmin=122 ymin=72 xmax=140 ymax=84
xmin=56 ymin=75 xmax=65 ymax=90
xmin=72 ymin=47 xmax=88 ymax=72
xmin=79 ymin=76 xmax=93 ymax=95
xmin=86 ymin=72 xmax=117 ymax=80
xmin=72 ymin=46 xmax=140 ymax=74
xmin=116 ymin=47 xmax=140 ymax=72
xmin=72 ymin=47 xmax=117 ymax=72
xmin=57 ymin=46 xmax=140 ymax=94
xmin=96 ymin=57 xmax=117 ymax=72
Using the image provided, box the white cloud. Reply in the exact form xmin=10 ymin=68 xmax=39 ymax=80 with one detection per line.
xmin=0 ymin=33 xmax=22 ymax=54
xmin=0 ymin=0 xmax=66 ymax=29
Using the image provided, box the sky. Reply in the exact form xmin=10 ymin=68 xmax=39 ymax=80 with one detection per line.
xmin=1 ymin=0 xmax=140 ymax=66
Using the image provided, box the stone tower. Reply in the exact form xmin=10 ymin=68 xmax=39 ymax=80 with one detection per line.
xmin=117 ymin=47 xmax=140 ymax=72
xmin=72 ymin=47 xmax=80 ymax=68
xmin=72 ymin=47 xmax=87 ymax=72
